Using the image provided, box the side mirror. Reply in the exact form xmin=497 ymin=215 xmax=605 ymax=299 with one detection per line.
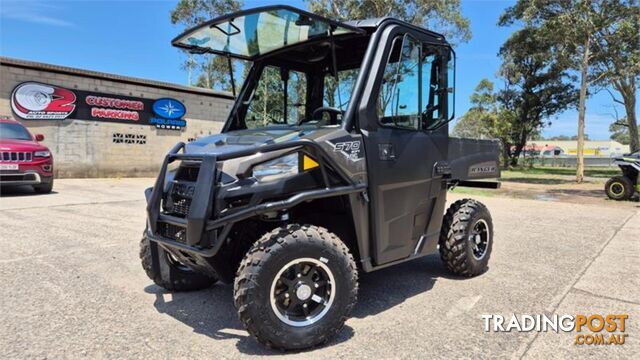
xmin=35 ymin=134 xmax=45 ymax=141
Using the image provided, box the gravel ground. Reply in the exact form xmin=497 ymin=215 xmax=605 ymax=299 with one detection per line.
xmin=1 ymin=178 xmax=638 ymax=359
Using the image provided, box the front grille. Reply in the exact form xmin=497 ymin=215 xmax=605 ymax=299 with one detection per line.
xmin=164 ymin=181 xmax=195 ymax=217
xmin=171 ymin=198 xmax=191 ymax=217
xmin=1 ymin=152 xmax=32 ymax=162
xmin=158 ymin=222 xmax=186 ymax=243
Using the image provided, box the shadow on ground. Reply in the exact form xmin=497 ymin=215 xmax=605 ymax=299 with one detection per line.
xmin=549 ymin=188 xmax=639 ymax=202
xmin=0 ymin=185 xmax=57 ymax=197
xmin=501 ymin=177 xmax=573 ymax=185
xmin=145 ymin=254 xmax=455 ymax=355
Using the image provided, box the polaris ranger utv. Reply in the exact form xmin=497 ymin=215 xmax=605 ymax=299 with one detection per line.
xmin=141 ymin=6 xmax=500 ymax=350
xmin=605 ymin=151 xmax=640 ymax=201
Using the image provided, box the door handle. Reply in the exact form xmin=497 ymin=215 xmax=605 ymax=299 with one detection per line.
xmin=378 ymin=143 xmax=396 ymax=161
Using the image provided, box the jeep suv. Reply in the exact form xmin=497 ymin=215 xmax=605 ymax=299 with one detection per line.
xmin=0 ymin=118 xmax=54 ymax=193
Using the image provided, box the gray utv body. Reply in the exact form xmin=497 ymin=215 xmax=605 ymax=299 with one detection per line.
xmin=144 ymin=5 xmax=500 ymax=283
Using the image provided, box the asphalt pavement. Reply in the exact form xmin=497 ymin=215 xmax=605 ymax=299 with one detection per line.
xmin=1 ymin=178 xmax=638 ymax=359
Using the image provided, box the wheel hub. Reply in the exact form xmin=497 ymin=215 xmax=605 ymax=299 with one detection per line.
xmin=295 ymin=283 xmax=312 ymax=301
xmin=469 ymin=219 xmax=490 ymax=261
xmin=270 ymin=258 xmax=335 ymax=327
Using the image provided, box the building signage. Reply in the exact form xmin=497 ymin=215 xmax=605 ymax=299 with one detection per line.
xmin=11 ymin=82 xmax=77 ymax=120
xmin=10 ymin=82 xmax=187 ymax=130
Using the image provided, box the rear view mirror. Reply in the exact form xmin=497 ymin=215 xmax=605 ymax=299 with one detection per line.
xmin=35 ymin=134 xmax=45 ymax=141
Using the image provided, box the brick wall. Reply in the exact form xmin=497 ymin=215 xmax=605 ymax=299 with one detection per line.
xmin=0 ymin=58 xmax=234 ymax=178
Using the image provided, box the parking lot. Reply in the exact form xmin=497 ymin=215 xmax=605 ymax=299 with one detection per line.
xmin=1 ymin=178 xmax=638 ymax=359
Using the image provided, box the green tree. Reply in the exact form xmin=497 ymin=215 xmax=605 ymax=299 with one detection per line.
xmin=452 ymin=79 xmax=498 ymax=139
xmin=497 ymin=27 xmax=577 ymax=167
xmin=609 ymin=119 xmax=640 ymax=145
xmin=453 ymin=79 xmax=518 ymax=167
xmin=306 ymin=0 xmax=471 ymax=44
xmin=171 ymin=0 xmax=243 ymax=92
xmin=499 ymin=0 xmax=639 ymax=181
xmin=591 ymin=1 xmax=640 ymax=153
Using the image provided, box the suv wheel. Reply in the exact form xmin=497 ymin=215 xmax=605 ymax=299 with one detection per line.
xmin=605 ymin=176 xmax=634 ymax=201
xmin=139 ymin=234 xmax=217 ymax=291
xmin=234 ymin=224 xmax=358 ymax=350
xmin=33 ymin=179 xmax=53 ymax=194
xmin=439 ymin=199 xmax=493 ymax=277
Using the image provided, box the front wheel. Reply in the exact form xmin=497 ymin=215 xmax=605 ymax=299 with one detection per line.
xmin=139 ymin=235 xmax=217 ymax=291
xmin=234 ymin=224 xmax=358 ymax=350
xmin=605 ymin=176 xmax=634 ymax=201
xmin=439 ymin=199 xmax=493 ymax=277
xmin=33 ymin=179 xmax=53 ymax=194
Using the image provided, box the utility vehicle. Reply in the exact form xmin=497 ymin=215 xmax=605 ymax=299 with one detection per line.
xmin=605 ymin=151 xmax=639 ymax=201
xmin=140 ymin=6 xmax=500 ymax=350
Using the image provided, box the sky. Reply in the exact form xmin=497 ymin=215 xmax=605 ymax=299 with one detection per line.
xmin=1 ymin=0 xmax=636 ymax=140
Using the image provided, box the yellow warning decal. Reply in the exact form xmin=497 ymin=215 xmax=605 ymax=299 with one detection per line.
xmin=303 ymin=155 xmax=319 ymax=170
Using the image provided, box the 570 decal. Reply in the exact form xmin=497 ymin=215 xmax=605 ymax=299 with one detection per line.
xmin=329 ymin=137 xmax=363 ymax=162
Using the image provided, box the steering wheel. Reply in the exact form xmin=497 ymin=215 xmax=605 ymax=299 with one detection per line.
xmin=311 ymin=107 xmax=343 ymax=125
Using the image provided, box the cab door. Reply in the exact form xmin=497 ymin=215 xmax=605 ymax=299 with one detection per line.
xmin=358 ymin=28 xmax=450 ymax=265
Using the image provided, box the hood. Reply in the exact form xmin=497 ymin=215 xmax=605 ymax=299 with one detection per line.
xmin=0 ymin=138 xmax=48 ymax=152
xmin=184 ymin=126 xmax=336 ymax=156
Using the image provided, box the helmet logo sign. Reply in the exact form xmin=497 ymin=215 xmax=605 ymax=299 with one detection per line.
xmin=11 ymin=82 xmax=77 ymax=120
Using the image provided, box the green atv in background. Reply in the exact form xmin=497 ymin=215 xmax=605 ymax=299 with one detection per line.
xmin=605 ymin=151 xmax=640 ymax=201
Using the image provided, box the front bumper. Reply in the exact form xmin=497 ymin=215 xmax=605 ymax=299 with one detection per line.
xmin=0 ymin=157 xmax=53 ymax=186
xmin=145 ymin=141 xmax=366 ymax=258
xmin=0 ymin=171 xmax=52 ymax=186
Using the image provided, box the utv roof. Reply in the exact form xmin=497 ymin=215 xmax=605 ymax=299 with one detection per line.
xmin=172 ymin=5 xmax=448 ymax=61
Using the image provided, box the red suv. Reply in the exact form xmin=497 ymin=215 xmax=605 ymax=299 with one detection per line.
xmin=0 ymin=118 xmax=54 ymax=193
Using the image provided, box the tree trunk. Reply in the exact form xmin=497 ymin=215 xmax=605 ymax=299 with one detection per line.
xmin=576 ymin=37 xmax=590 ymax=183
xmin=510 ymin=143 xmax=525 ymax=167
xmin=623 ymin=86 xmax=639 ymax=153
xmin=501 ymin=141 xmax=511 ymax=168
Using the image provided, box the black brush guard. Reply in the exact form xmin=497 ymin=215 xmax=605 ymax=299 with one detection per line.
xmin=145 ymin=140 xmax=367 ymax=257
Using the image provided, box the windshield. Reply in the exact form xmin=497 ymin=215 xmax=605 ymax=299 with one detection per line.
xmin=0 ymin=122 xmax=32 ymax=140
xmin=173 ymin=6 xmax=361 ymax=59
xmin=241 ymin=65 xmax=360 ymax=129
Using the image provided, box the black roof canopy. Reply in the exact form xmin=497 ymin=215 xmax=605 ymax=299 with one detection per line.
xmin=172 ymin=5 xmax=366 ymax=61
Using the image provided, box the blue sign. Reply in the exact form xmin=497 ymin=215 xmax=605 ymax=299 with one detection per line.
xmin=152 ymin=98 xmax=186 ymax=120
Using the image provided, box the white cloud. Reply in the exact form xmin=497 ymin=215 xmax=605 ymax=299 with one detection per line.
xmin=0 ymin=0 xmax=75 ymax=28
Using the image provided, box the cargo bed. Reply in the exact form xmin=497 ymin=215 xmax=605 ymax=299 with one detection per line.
xmin=448 ymin=137 xmax=501 ymax=182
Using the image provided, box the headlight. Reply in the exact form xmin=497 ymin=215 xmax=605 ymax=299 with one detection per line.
xmin=252 ymin=153 xmax=299 ymax=182
xmin=34 ymin=151 xmax=50 ymax=157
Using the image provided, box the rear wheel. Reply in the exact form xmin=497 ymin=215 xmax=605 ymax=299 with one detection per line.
xmin=234 ymin=224 xmax=358 ymax=350
xmin=605 ymin=176 xmax=634 ymax=201
xmin=139 ymin=235 xmax=217 ymax=291
xmin=439 ymin=199 xmax=493 ymax=277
